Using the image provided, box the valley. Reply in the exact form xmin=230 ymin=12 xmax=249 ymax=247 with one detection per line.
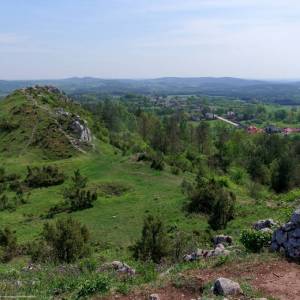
xmin=0 ymin=86 xmax=299 ymax=299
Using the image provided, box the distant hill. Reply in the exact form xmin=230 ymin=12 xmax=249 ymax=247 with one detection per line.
xmin=1 ymin=77 xmax=300 ymax=103
xmin=0 ymin=86 xmax=94 ymax=159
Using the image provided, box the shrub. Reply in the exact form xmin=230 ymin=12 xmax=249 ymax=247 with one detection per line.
xmin=0 ymin=227 xmax=18 ymax=262
xmin=169 ymin=230 xmax=199 ymax=262
xmin=187 ymin=177 xmax=235 ymax=230
xmin=131 ymin=215 xmax=170 ymax=263
xmin=66 ymin=189 xmax=97 ymax=211
xmin=229 ymin=166 xmax=248 ymax=184
xmin=208 ymin=188 xmax=236 ymax=230
xmin=0 ymin=195 xmax=17 ymax=211
xmin=25 ymin=165 xmax=65 ymax=188
xmin=171 ymin=166 xmax=181 ymax=175
xmin=33 ymin=217 xmax=91 ymax=263
xmin=76 ymin=276 xmax=111 ymax=299
xmin=64 ymin=170 xmax=97 ymax=212
xmin=150 ymin=155 xmax=165 ymax=171
xmin=0 ymin=119 xmax=19 ymax=132
xmin=70 ymin=169 xmax=88 ymax=189
xmin=240 ymin=229 xmax=272 ymax=253
xmin=170 ymin=154 xmax=192 ymax=172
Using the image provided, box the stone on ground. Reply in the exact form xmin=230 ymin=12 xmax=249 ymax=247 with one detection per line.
xmin=213 ymin=277 xmax=243 ymax=296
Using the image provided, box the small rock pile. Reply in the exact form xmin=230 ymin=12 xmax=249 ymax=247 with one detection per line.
xmin=271 ymin=208 xmax=300 ymax=258
xmin=99 ymin=260 xmax=136 ymax=275
xmin=253 ymin=219 xmax=277 ymax=233
xmin=213 ymin=235 xmax=233 ymax=246
xmin=184 ymin=243 xmax=230 ymax=262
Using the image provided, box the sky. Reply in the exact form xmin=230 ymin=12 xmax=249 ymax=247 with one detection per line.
xmin=1 ymin=0 xmax=300 ymax=80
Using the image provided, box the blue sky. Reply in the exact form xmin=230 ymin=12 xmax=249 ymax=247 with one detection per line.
xmin=1 ymin=0 xmax=300 ymax=79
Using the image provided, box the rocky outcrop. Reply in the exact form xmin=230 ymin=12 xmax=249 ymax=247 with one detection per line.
xmin=69 ymin=117 xmax=92 ymax=143
xmin=271 ymin=208 xmax=300 ymax=259
xmin=213 ymin=277 xmax=243 ymax=296
xmin=253 ymin=219 xmax=277 ymax=231
xmin=55 ymin=108 xmax=92 ymax=144
xmin=213 ymin=235 xmax=233 ymax=246
xmin=183 ymin=243 xmax=230 ymax=262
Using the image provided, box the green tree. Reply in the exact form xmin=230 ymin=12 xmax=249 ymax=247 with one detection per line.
xmin=132 ymin=215 xmax=169 ymax=263
xmin=195 ymin=121 xmax=210 ymax=153
xmin=208 ymin=188 xmax=236 ymax=230
xmin=271 ymin=154 xmax=295 ymax=193
xmin=64 ymin=169 xmax=97 ymax=211
xmin=39 ymin=217 xmax=90 ymax=263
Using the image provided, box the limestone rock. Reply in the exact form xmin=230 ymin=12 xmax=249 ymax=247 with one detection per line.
xmin=253 ymin=219 xmax=277 ymax=231
xmin=291 ymin=208 xmax=300 ymax=224
xmin=149 ymin=294 xmax=160 ymax=300
xmin=213 ymin=235 xmax=233 ymax=246
xmin=272 ymin=207 xmax=300 ymax=259
xmin=100 ymin=261 xmax=136 ymax=275
xmin=213 ymin=277 xmax=243 ymax=296
xmin=183 ymin=243 xmax=230 ymax=262
xmin=70 ymin=117 xmax=92 ymax=143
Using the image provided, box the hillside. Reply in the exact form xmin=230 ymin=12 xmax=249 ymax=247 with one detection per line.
xmin=0 ymin=87 xmax=299 ymax=299
xmin=0 ymin=86 xmax=94 ymax=159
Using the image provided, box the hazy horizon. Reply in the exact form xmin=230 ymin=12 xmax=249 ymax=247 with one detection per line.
xmin=1 ymin=76 xmax=300 ymax=82
xmin=1 ymin=0 xmax=300 ymax=80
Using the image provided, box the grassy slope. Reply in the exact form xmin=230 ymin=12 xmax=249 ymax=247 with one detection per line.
xmin=0 ymin=137 xmax=289 ymax=250
xmin=0 ymin=141 xmax=207 ymax=247
xmin=0 ymin=88 xmax=94 ymax=159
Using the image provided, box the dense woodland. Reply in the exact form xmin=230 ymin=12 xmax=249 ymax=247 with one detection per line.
xmin=83 ymin=95 xmax=300 ymax=195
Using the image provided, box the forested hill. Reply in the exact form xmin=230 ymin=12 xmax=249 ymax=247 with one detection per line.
xmin=1 ymin=77 xmax=300 ymax=104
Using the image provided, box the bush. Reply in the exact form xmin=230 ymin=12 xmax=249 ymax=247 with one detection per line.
xmin=150 ymin=154 xmax=165 ymax=171
xmin=170 ymin=154 xmax=192 ymax=172
xmin=64 ymin=169 xmax=97 ymax=211
xmin=32 ymin=217 xmax=91 ymax=263
xmin=229 ymin=166 xmax=248 ymax=184
xmin=76 ymin=276 xmax=111 ymax=299
xmin=25 ymin=165 xmax=65 ymax=188
xmin=0 ymin=195 xmax=17 ymax=211
xmin=66 ymin=189 xmax=97 ymax=211
xmin=208 ymin=188 xmax=236 ymax=230
xmin=187 ymin=177 xmax=235 ymax=230
xmin=0 ymin=227 xmax=18 ymax=262
xmin=240 ymin=229 xmax=272 ymax=253
xmin=171 ymin=166 xmax=181 ymax=175
xmin=131 ymin=215 xmax=169 ymax=263
xmin=169 ymin=230 xmax=200 ymax=262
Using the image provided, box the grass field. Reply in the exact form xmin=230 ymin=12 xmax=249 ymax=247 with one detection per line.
xmin=0 ymin=138 xmax=292 ymax=252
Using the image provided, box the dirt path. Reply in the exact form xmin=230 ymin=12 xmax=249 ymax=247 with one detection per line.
xmin=104 ymin=259 xmax=300 ymax=300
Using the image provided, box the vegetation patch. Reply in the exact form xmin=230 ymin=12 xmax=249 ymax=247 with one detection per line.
xmin=96 ymin=182 xmax=131 ymax=197
xmin=25 ymin=165 xmax=65 ymax=188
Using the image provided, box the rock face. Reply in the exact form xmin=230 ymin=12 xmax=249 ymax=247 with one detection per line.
xmin=70 ymin=117 xmax=92 ymax=143
xmin=271 ymin=208 xmax=300 ymax=258
xmin=253 ymin=219 xmax=277 ymax=231
xmin=213 ymin=277 xmax=243 ymax=296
